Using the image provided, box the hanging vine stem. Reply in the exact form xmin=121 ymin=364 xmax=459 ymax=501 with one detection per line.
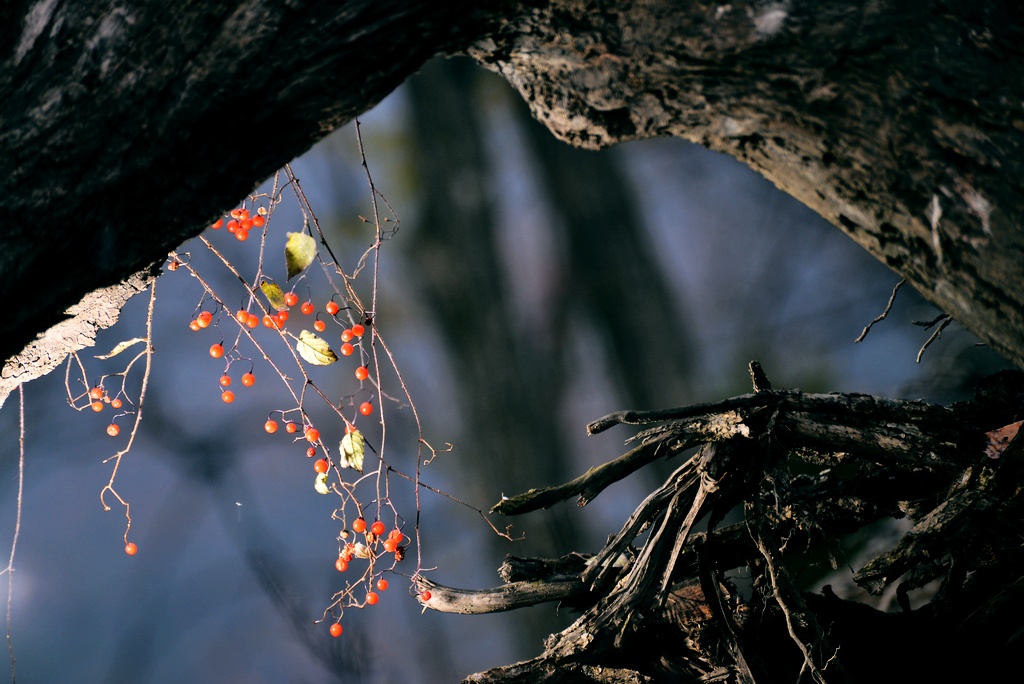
xmin=4 ymin=383 xmax=25 ymax=683
xmin=99 ymin=279 xmax=158 ymax=543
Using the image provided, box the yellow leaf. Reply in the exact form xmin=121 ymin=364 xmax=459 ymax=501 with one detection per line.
xmin=285 ymin=232 xmax=317 ymax=281
xmin=296 ymin=330 xmax=339 ymax=366
xmin=339 ymin=429 xmax=365 ymax=473
xmin=260 ymin=280 xmax=288 ymax=312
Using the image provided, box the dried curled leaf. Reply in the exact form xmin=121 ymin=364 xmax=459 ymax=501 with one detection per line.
xmin=285 ymin=232 xmax=317 ymax=280
xmin=260 ymin=280 xmax=289 ymax=312
xmin=339 ymin=429 xmax=365 ymax=473
xmin=95 ymin=337 xmax=147 ymax=359
xmin=297 ymin=330 xmax=339 ymax=366
xmin=314 ymin=472 xmax=330 ymax=495
xmin=984 ymin=420 xmax=1023 ymax=459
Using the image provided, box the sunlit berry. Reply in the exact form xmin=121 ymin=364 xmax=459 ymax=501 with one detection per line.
xmin=209 ymin=343 xmax=224 ymax=359
xmin=370 ymin=521 xmax=386 ymax=537
xmin=313 ymin=320 xmax=326 ymax=332
xmin=325 ymin=301 xmax=340 ymax=316
xmin=110 ymin=398 xmax=123 ymax=409
xmin=314 ymin=458 xmax=329 ymax=474
xmin=219 ymin=375 xmax=231 ymax=387
xmin=365 ymin=591 xmax=379 ymax=606
xmin=329 ymin=623 xmax=343 ymax=638
xmin=89 ymin=386 xmax=104 ymax=400
xmin=376 ymin=578 xmax=389 ymax=591
xmin=300 ymin=301 xmax=314 ymax=315
xmin=340 ymin=343 xmax=354 ymax=356
xmin=91 ymin=401 xmax=104 ymax=412
xmin=125 ymin=542 xmax=138 ymax=556
xmin=221 ymin=390 xmax=235 ymax=404
xmin=351 ymin=324 xmax=365 ymax=337
xmin=359 ymin=402 xmax=373 ymax=416
xmin=285 ymin=292 xmax=299 ymax=307
xmin=352 ymin=518 xmax=366 ymax=534
xmin=305 ymin=427 xmax=320 ymax=443
xmin=354 ymin=366 xmax=369 ymax=381
xmin=106 ymin=423 xmax=120 ymax=437
xmin=264 ymin=420 xmax=278 ymax=434
xmin=241 ymin=372 xmax=255 ymax=387
xmin=285 ymin=422 xmax=299 ymax=434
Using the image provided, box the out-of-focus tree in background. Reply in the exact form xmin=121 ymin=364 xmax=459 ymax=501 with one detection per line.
xmin=0 ymin=57 xmax=1007 ymax=683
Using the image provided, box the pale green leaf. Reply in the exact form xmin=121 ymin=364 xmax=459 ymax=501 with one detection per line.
xmin=285 ymin=232 xmax=317 ymax=281
xmin=314 ymin=472 xmax=330 ymax=495
xmin=260 ymin=280 xmax=289 ymax=312
xmin=339 ymin=429 xmax=365 ymax=473
xmin=95 ymin=337 xmax=147 ymax=359
xmin=297 ymin=330 xmax=339 ymax=366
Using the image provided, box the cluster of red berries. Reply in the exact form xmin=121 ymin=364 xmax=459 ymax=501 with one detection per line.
xmin=87 ymin=385 xmax=126 ymax=436
xmin=210 ymin=207 xmax=266 ymax=242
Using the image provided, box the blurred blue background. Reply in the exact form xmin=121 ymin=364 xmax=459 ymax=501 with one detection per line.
xmin=0 ymin=58 xmax=1009 ymax=683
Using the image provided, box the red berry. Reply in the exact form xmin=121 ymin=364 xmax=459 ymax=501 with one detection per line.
xmin=388 ymin=530 xmax=404 ymax=544
xmin=345 ymin=423 xmax=358 ymax=434
xmin=219 ymin=374 xmax=231 ymax=387
xmin=246 ymin=313 xmax=259 ymax=329
xmin=125 ymin=542 xmax=138 ymax=556
xmin=305 ymin=427 xmax=320 ymax=443
xmin=167 ymin=259 xmax=180 ymax=271
xmin=340 ymin=342 xmax=354 ymax=356
xmin=89 ymin=386 xmax=104 ymax=400
xmin=300 ymin=301 xmax=314 ymax=315
xmin=237 ymin=208 xmax=250 ymax=221
xmin=354 ymin=366 xmax=369 ymax=381
xmin=236 ymin=309 xmax=248 ymax=324
xmin=106 ymin=423 xmax=120 ymax=437
xmin=351 ymin=324 xmax=365 ymax=337
xmin=197 ymin=311 xmax=213 ymax=328
xmin=340 ymin=329 xmax=354 ymax=342
xmin=221 ymin=390 xmax=235 ymax=404
xmin=91 ymin=401 xmax=104 ymax=413
xmin=285 ymin=422 xmax=299 ymax=434
xmin=264 ymin=420 xmax=278 ymax=434
xmin=325 ymin=301 xmax=340 ymax=316
xmin=211 ymin=219 xmax=223 ymax=230
xmin=209 ymin=343 xmax=224 ymax=359
xmin=252 ymin=215 xmax=266 ymax=228
xmin=240 ymin=218 xmax=254 ymax=231
xmin=313 ymin=320 xmax=326 ymax=332
xmin=189 ymin=320 xmax=201 ymax=332
xmin=262 ymin=314 xmax=277 ymax=329
xmin=306 ymin=446 xmax=316 ymax=458
xmin=230 ymin=209 xmax=242 ymax=220
xmin=241 ymin=372 xmax=255 ymax=387
xmin=383 ymin=539 xmax=397 ymax=553
xmin=420 ymin=590 xmax=431 ymax=602
xmin=352 ymin=518 xmax=366 ymax=534
xmin=314 ymin=458 xmax=329 ymax=474
xmin=370 ymin=521 xmax=386 ymax=537
xmin=359 ymin=402 xmax=373 ymax=416
xmin=235 ymin=229 xmax=249 ymax=241
xmin=365 ymin=591 xmax=379 ymax=606
xmin=276 ymin=310 xmax=289 ymax=324
xmin=226 ymin=219 xmax=239 ymax=233
xmin=111 ymin=398 xmax=123 ymax=409
xmin=335 ymin=557 xmax=348 ymax=572
xmin=285 ymin=292 xmax=299 ymax=307
xmin=376 ymin=578 xmax=389 ymax=591
xmin=329 ymin=623 xmax=343 ymax=637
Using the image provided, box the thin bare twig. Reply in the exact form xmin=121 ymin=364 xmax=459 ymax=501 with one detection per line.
xmin=855 ymin=279 xmax=905 ymax=343
xmin=916 ymin=315 xmax=953 ymax=363
xmin=4 ymin=384 xmax=25 ymax=683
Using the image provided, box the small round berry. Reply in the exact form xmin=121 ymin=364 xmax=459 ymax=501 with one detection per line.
xmin=110 ymin=398 xmax=123 ymax=409
xmin=209 ymin=343 xmax=224 ymax=359
xmin=304 ymin=427 xmax=320 ymax=443
xmin=221 ymin=390 xmax=235 ymax=404
xmin=351 ymin=324 xmax=365 ymax=337
xmin=284 ymin=292 xmax=299 ymax=307
xmin=359 ymin=402 xmax=373 ymax=416
xmin=246 ymin=313 xmax=259 ymax=329
xmin=325 ymin=301 xmax=340 ymax=316
xmin=89 ymin=386 xmax=104 ymax=400
xmin=370 ymin=521 xmax=386 ymax=537
xmin=305 ymin=446 xmax=317 ymax=458
xmin=211 ymin=219 xmax=224 ymax=230
xmin=340 ymin=343 xmax=354 ymax=356
xmin=383 ymin=539 xmax=397 ymax=553
xmin=240 ymin=218 xmax=254 ymax=231
xmin=106 ymin=423 xmax=120 ymax=437
xmin=219 ymin=374 xmax=231 ymax=387
xmin=252 ymin=215 xmax=266 ymax=228
xmin=365 ymin=591 xmax=379 ymax=606
xmin=376 ymin=578 xmax=389 ymax=591
xmin=285 ymin=422 xmax=299 ymax=434
xmin=354 ymin=366 xmax=369 ymax=381
xmin=314 ymin=458 xmax=329 ymax=474
xmin=241 ymin=372 xmax=255 ymax=387
xmin=189 ymin=320 xmax=201 ymax=332
xmin=235 ymin=229 xmax=249 ymax=241
xmin=197 ymin=311 xmax=213 ymax=328
xmin=352 ymin=518 xmax=366 ymax=534
xmin=91 ymin=401 xmax=104 ymax=413
xmin=300 ymin=301 xmax=314 ymax=315
xmin=167 ymin=259 xmax=180 ymax=271
xmin=264 ymin=419 xmax=278 ymax=434
xmin=419 ymin=590 xmax=431 ymax=602
xmin=388 ymin=530 xmax=404 ymax=544
xmin=275 ymin=311 xmax=289 ymax=327
xmin=230 ymin=209 xmax=242 ymax=220
xmin=340 ymin=329 xmax=354 ymax=343
xmin=262 ymin=314 xmax=276 ymax=329
xmin=226 ymin=219 xmax=239 ymax=233
xmin=313 ymin=320 xmax=326 ymax=333
xmin=335 ymin=558 xmax=348 ymax=573
xmin=329 ymin=623 xmax=343 ymax=638
xmin=125 ymin=542 xmax=138 ymax=556
xmin=236 ymin=309 xmax=248 ymax=324
xmin=238 ymin=208 xmax=250 ymax=221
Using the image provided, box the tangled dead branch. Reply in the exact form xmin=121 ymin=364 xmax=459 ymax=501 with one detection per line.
xmin=419 ymin=364 xmax=1024 ymax=683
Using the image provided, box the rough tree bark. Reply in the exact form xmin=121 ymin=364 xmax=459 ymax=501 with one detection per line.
xmin=2 ymin=1 xmax=1023 ymax=407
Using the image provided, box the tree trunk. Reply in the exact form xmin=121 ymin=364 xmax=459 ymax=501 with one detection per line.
xmin=2 ymin=1 xmax=1023 ymax=404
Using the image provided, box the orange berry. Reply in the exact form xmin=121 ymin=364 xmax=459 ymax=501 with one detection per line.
xmin=264 ymin=420 xmax=278 ymax=434
xmin=263 ymin=314 xmax=277 ymax=329
xmin=211 ymin=219 xmax=224 ymax=230
xmin=340 ymin=329 xmax=354 ymax=342
xmin=230 ymin=208 xmax=242 ymax=220
xmin=359 ymin=402 xmax=373 ymax=416
xmin=106 ymin=423 xmax=120 ymax=437
xmin=89 ymin=386 xmax=104 ymax=400
xmin=189 ymin=320 xmax=201 ymax=332
xmin=376 ymin=578 xmax=389 ymax=591
xmin=111 ymin=398 xmax=123 ymax=409
xmin=284 ymin=292 xmax=299 ymax=307
xmin=305 ymin=427 xmax=320 ymax=443
xmin=388 ymin=530 xmax=404 ymax=544
xmin=329 ymin=623 xmax=343 ymax=638
xmin=240 ymin=218 xmax=253 ymax=231
xmin=241 ymin=372 xmax=255 ymax=387
xmin=226 ymin=219 xmax=239 ymax=233
xmin=351 ymin=324 xmax=365 ymax=337
xmin=276 ymin=310 xmax=289 ymax=325
xmin=383 ymin=539 xmax=397 ymax=553
xmin=370 ymin=521 xmax=385 ymax=537
xmin=340 ymin=343 xmax=354 ymax=356
xmin=335 ymin=557 xmax=348 ymax=573
xmin=91 ymin=401 xmax=104 ymax=412
xmin=252 ymin=215 xmax=265 ymax=228
xmin=365 ymin=591 xmax=379 ymax=606
xmin=197 ymin=311 xmax=212 ymax=328
xmin=125 ymin=542 xmax=138 ymax=556
xmin=352 ymin=518 xmax=366 ymax=534
xmin=306 ymin=446 xmax=317 ymax=458
xmin=219 ymin=374 xmax=231 ymax=387
xmin=221 ymin=390 xmax=235 ymax=404
xmin=285 ymin=422 xmax=299 ymax=434
xmin=419 ymin=590 xmax=431 ymax=601
xmin=345 ymin=423 xmax=358 ymax=434
xmin=235 ymin=229 xmax=249 ymax=241
xmin=300 ymin=301 xmax=314 ymax=315
xmin=354 ymin=366 xmax=369 ymax=381
xmin=246 ymin=313 xmax=259 ymax=329
xmin=167 ymin=259 xmax=180 ymax=271
xmin=236 ymin=309 xmax=248 ymax=324
xmin=237 ymin=208 xmax=250 ymax=221
xmin=325 ymin=301 xmax=340 ymax=316
xmin=209 ymin=343 xmax=224 ymax=359
xmin=313 ymin=320 xmax=326 ymax=332
xmin=314 ymin=458 xmax=329 ymax=474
